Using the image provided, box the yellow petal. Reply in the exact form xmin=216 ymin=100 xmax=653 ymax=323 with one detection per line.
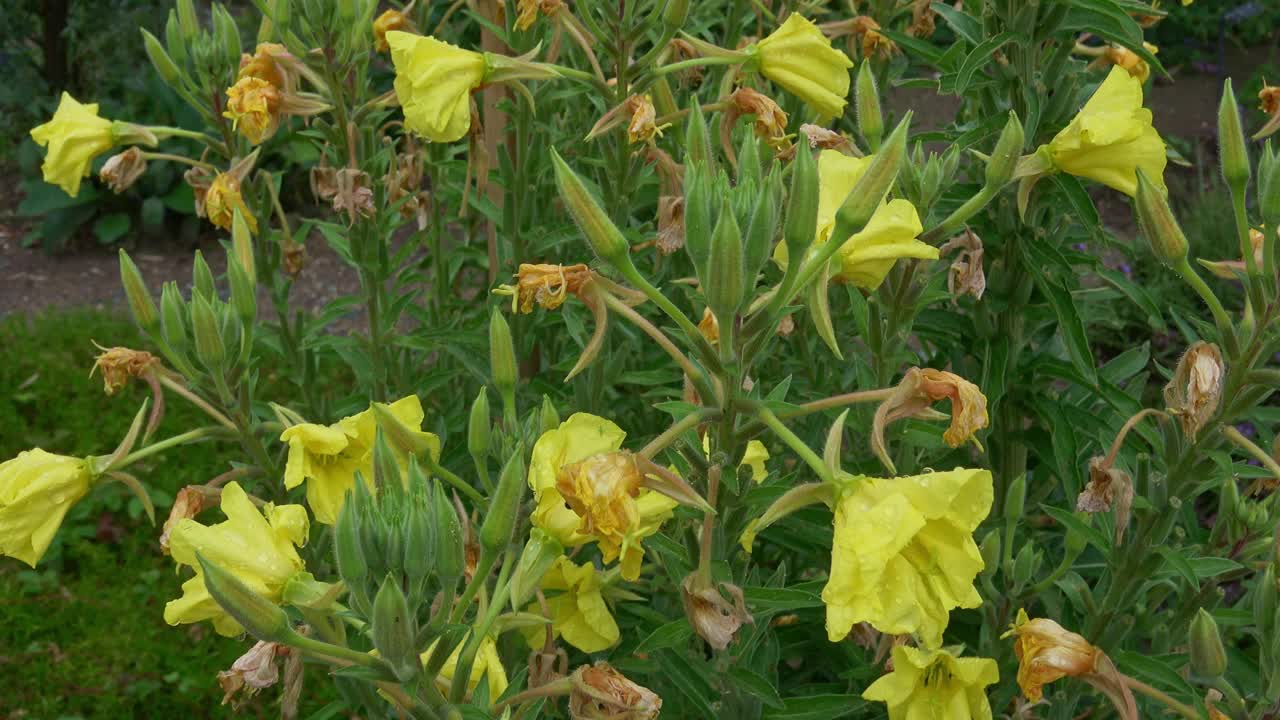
xmin=387 ymin=31 xmax=487 ymax=143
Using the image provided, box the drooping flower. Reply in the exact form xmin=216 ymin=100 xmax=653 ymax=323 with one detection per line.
xmin=682 ymin=575 xmax=752 ymax=650
xmin=863 ymin=645 xmax=999 ymax=720
xmin=1004 ymin=609 xmax=1103 ymax=702
xmin=725 ymin=87 xmax=789 ymax=142
xmin=502 ymin=263 xmax=593 ymax=314
xmin=224 ymin=77 xmax=282 ymax=145
xmin=30 ymin=93 xmax=117 ymax=197
xmin=569 ymin=662 xmax=662 ymax=720
xmin=90 ymin=346 xmax=161 ymax=395
xmin=774 ymin=150 xmax=935 ymax=290
xmin=279 ymin=395 xmax=440 ymax=524
xmin=823 ymin=468 xmax=993 ymax=647
xmin=0 ymin=449 xmax=95 ymax=567
xmin=1163 ymin=341 xmax=1223 ymax=439
xmin=750 ymin=14 xmax=854 ymax=120
xmin=1043 ymin=65 xmax=1167 ymax=197
xmin=528 ymin=413 xmax=677 ymax=581
xmin=99 ymin=147 xmax=149 ymax=193
xmin=387 ymin=31 xmax=488 ymax=143
xmin=164 ymin=481 xmax=309 ymax=636
xmin=522 ymin=556 xmax=620 ymax=653
xmin=871 ymin=368 xmax=989 ymax=471
xmin=217 ymin=640 xmax=285 ymax=708
xmin=205 ymin=172 xmax=258 ymax=234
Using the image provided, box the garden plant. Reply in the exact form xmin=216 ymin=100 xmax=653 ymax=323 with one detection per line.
xmin=8 ymin=0 xmax=1280 ymax=717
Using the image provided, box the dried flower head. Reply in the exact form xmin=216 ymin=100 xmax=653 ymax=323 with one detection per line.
xmin=99 ymin=148 xmax=148 ymax=193
xmin=698 ymin=308 xmax=720 ymax=345
xmin=1004 ymin=610 xmax=1117 ymax=706
xmin=872 ymin=368 xmax=989 ymax=472
xmin=823 ymin=16 xmax=897 ymax=60
xmin=502 ymin=263 xmax=593 ymax=314
xmin=239 ymin=43 xmax=301 ymax=92
xmin=728 ymin=87 xmax=789 ymax=140
xmin=907 ymin=0 xmax=937 ymax=38
xmin=569 ymin=662 xmax=662 ymax=720
xmin=224 ymin=77 xmax=282 ymax=145
xmin=330 ymin=168 xmax=374 ymax=223
xmin=627 ymin=95 xmax=665 ymax=144
xmin=656 ymin=195 xmax=685 ymax=254
xmin=1164 ymin=341 xmax=1223 ymax=439
xmin=1078 ymin=456 xmax=1135 ymax=543
xmin=91 ymin=346 xmax=161 ymax=395
xmin=681 ymin=575 xmax=752 ymax=650
xmin=939 ymin=229 xmax=986 ymax=301
xmin=282 ymin=240 xmax=307 ymax=277
xmin=217 ymin=640 xmax=284 ymax=708
xmin=1090 ymin=43 xmax=1157 ymax=85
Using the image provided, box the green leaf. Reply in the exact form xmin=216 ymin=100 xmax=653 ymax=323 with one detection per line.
xmin=1029 ymin=271 xmax=1098 ymax=386
xmin=93 ymin=213 xmax=131 ymax=245
xmin=1049 ymin=175 xmax=1100 ymax=235
xmin=742 ymin=585 xmax=824 ymax=611
xmin=659 ymin=650 xmax=717 ymax=717
xmin=1040 ymin=505 xmax=1109 ymax=552
xmin=141 ymin=196 xmax=166 ymax=230
xmin=931 ymin=2 xmax=983 ymax=44
xmin=1096 ymin=268 xmax=1165 ymax=330
xmin=729 ymin=667 xmax=785 ymax=710
xmin=1186 ymin=557 xmax=1244 ymax=578
xmin=956 ymin=32 xmax=1018 ymax=94
xmin=1111 ymin=651 xmax=1194 ymax=696
xmin=1156 ymin=546 xmax=1198 ymax=588
xmin=763 ymin=694 xmax=867 ymax=719
xmin=635 ymin=619 xmax=693 ymax=654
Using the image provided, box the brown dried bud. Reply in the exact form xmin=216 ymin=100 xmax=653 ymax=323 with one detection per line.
xmin=822 ymin=16 xmax=898 ymax=60
xmin=160 ymin=486 xmax=211 ymax=553
xmin=330 ymin=168 xmax=374 ymax=223
xmin=569 ymin=662 xmax=662 ymax=720
xmin=310 ymin=163 xmax=337 ymax=201
xmin=776 ymin=124 xmax=857 ymax=162
xmin=681 ymin=575 xmax=752 ymax=651
xmin=281 ymin=240 xmax=307 ymax=277
xmin=217 ymin=640 xmax=284 ymax=708
xmin=939 ymin=229 xmax=986 ymax=301
xmin=91 ymin=345 xmax=161 ymax=396
xmin=727 ymin=87 xmax=789 ymax=140
xmin=656 ymin=196 xmax=686 ymax=254
xmin=100 ymin=148 xmax=149 ymax=193
xmin=776 ymin=313 xmax=795 ymax=337
xmin=872 ymin=368 xmax=989 ymax=472
xmin=1078 ymin=457 xmax=1135 ymax=544
xmin=385 ymin=145 xmax=426 ymax=220
xmin=1164 ymin=342 xmax=1223 ymax=439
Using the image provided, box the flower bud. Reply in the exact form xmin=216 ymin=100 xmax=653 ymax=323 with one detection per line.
xmin=683 ymin=163 xmax=714 ymax=274
xmin=119 ymin=250 xmax=159 ymax=332
xmin=164 ymin=11 xmax=186 ymax=67
xmin=706 ymin=202 xmax=745 ymax=322
xmin=212 ymin=3 xmax=242 ymax=68
xmin=189 ymin=293 xmax=225 ymax=370
xmin=979 ymin=530 xmax=1001 ymax=577
xmin=855 ymin=61 xmax=883 ymax=150
xmin=684 ymin=101 xmax=713 ymax=173
xmin=663 ymin=0 xmax=690 ymax=32
xmin=1255 ymin=564 xmax=1278 ymax=636
xmin=176 ymin=0 xmax=199 ymax=41
xmin=433 ymin=480 xmax=465 ymax=586
xmin=403 ymin=482 xmax=434 ymax=591
xmin=196 ymin=553 xmax=293 ymax=643
xmin=480 ymin=450 xmax=526 ymax=553
xmin=372 ymin=574 xmax=418 ymax=682
xmin=232 ymin=208 xmax=256 ymax=281
xmin=1134 ymin=168 xmax=1188 ymax=264
xmin=1012 ymin=544 xmax=1038 ymax=588
xmin=1190 ymin=608 xmax=1228 ymax=677
xmin=1218 ymin=79 xmax=1250 ymax=191
xmin=1004 ymin=473 xmax=1026 ymax=523
xmin=160 ymin=281 xmax=189 ymax=352
xmin=510 ymin=528 xmax=564 ymax=609
xmin=489 ymin=310 xmax=517 ymax=402
xmin=832 ymin=114 xmax=909 ymax=243
xmin=539 ymin=395 xmax=560 ymax=436
xmin=1260 ymin=141 xmax=1280 ymax=225
xmin=468 ymin=389 xmax=490 ymax=460
xmin=743 ymin=170 xmax=782 ymax=293
xmin=985 ymin=111 xmax=1024 ymax=189
xmin=192 ymin=249 xmax=217 ymax=301
xmin=141 ymin=28 xmax=181 ymax=87
xmin=227 ymin=252 xmax=256 ymax=326
xmin=334 ymin=497 xmax=369 ymax=601
xmin=783 ymin=140 xmax=819 ymax=266
xmin=551 ymin=149 xmax=628 ymax=264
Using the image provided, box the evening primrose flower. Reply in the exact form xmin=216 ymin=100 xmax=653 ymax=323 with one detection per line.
xmin=387 ymin=31 xmax=488 ymax=143
xmin=164 ymin=481 xmax=309 ymax=636
xmin=823 ymin=468 xmax=993 ymax=648
xmin=749 ymin=14 xmax=854 ymax=120
xmin=224 ymin=77 xmax=281 ymax=145
xmin=29 ymin=93 xmax=117 ymax=197
xmin=1041 ymin=65 xmax=1167 ymax=197
xmin=522 ymin=556 xmax=620 ymax=653
xmin=205 ymin=173 xmax=258 ymax=234
xmin=699 ymin=433 xmax=770 ymax=483
xmin=528 ymin=413 xmax=677 ymax=581
xmin=774 ymin=150 xmax=935 ymax=290
xmin=426 ymin=636 xmax=509 ymax=699
xmin=0 ymin=449 xmax=95 ymax=567
xmin=1004 ymin=609 xmax=1103 ymax=702
xmin=863 ymin=645 xmax=999 ymax=720
xmin=280 ymin=395 xmax=440 ymax=525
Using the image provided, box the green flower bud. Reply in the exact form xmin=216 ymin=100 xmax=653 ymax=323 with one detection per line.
xmin=978 ymin=529 xmax=1001 ymax=578
xmin=227 ymin=252 xmax=256 ymax=326
xmin=489 ymin=310 xmax=517 ymax=402
xmin=160 ymin=282 xmax=189 ymax=352
xmin=1004 ymin=474 xmax=1026 ymax=522
xmin=479 ymin=449 xmax=526 ymax=553
xmin=985 ymin=111 xmax=1025 ymax=189
xmin=663 ymin=0 xmax=690 ymax=32
xmin=1219 ymin=79 xmax=1251 ymax=191
xmin=706 ymin=201 xmax=745 ymax=322
xmin=403 ymin=473 xmax=435 ymax=589
xmin=189 ymin=293 xmax=225 ymax=370
xmin=510 ymin=528 xmax=564 ymax=609
xmin=743 ymin=169 xmax=782 ymax=294
xmin=550 ymin=149 xmax=628 ymax=264
xmin=832 ymin=114 xmax=910 ymax=244
xmin=539 ymin=395 xmax=560 ymax=436
xmin=685 ymin=101 xmax=713 ymax=172
xmin=1011 ymin=544 xmax=1038 ymax=589
xmin=783 ymin=140 xmax=819 ymax=266
xmin=164 ymin=11 xmax=187 ymax=68
xmin=683 ymin=163 xmax=715 ymax=274
xmin=372 ymin=574 xmax=419 ymax=682
xmin=231 ymin=208 xmax=256 ymax=282
xmin=432 ymin=480 xmax=465 ymax=587
xmin=1259 ymin=141 xmax=1280 ymax=226
xmin=736 ymin=132 xmax=762 ymax=188
xmin=176 ymin=0 xmax=199 ymax=41
xmin=855 ymin=61 xmax=883 ymax=150
xmin=1189 ymin=608 xmax=1228 ymax=677
xmin=119 ymin=250 xmax=159 ymax=332
xmin=212 ymin=3 xmax=242 ymax=68
xmin=468 ymin=388 xmax=491 ymax=460
xmin=1134 ymin=168 xmax=1188 ymax=265
xmin=372 ymin=430 xmax=403 ymax=491
xmin=192 ymin=249 xmax=217 ymax=301
xmin=195 ymin=552 xmax=292 ymax=643
xmin=141 ymin=28 xmax=181 ymax=88
xmin=371 ymin=400 xmax=439 ymax=461
xmin=334 ymin=495 xmax=369 ymax=599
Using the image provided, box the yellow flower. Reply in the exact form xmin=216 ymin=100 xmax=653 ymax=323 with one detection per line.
xmin=774 ymin=150 xmax=936 ymax=290
xmin=700 ymin=434 xmax=770 ymax=483
xmin=528 ymin=413 xmax=677 ymax=581
xmin=0 ymin=449 xmax=93 ymax=567
xmin=205 ymin=173 xmax=258 ymax=234
xmin=753 ymin=14 xmax=854 ymax=120
xmin=425 ymin=636 xmax=509 ymax=699
xmin=1004 ymin=609 xmax=1102 ymax=702
xmin=164 ymin=481 xmax=309 ymax=636
xmin=387 ymin=31 xmax=487 ymax=143
xmin=279 ymin=395 xmax=440 ymax=525
xmin=224 ymin=76 xmax=281 ymax=145
xmin=1045 ymin=65 xmax=1167 ymax=197
xmin=823 ymin=468 xmax=993 ymax=648
xmin=863 ymin=645 xmax=999 ymax=720
xmin=30 ymin=92 xmax=116 ymax=197
xmin=506 ymin=263 xmax=592 ymax=314
xmin=522 ymin=556 xmax=620 ymax=653
xmin=373 ymin=9 xmax=415 ymax=53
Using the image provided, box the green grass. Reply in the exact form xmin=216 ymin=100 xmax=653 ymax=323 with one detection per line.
xmin=0 ymin=310 xmax=332 ymax=718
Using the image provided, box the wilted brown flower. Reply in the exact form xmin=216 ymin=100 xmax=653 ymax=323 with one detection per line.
xmin=1078 ymin=456 xmax=1135 ymax=543
xmin=939 ymin=229 xmax=986 ymax=301
xmin=681 ymin=575 xmax=752 ymax=651
xmin=907 ymin=0 xmax=937 ymax=37
xmin=776 ymin=314 xmax=795 ymax=337
xmin=373 ymin=8 xmax=416 ymax=52
xmin=516 ymin=0 xmax=564 ymax=31
xmin=628 ymin=95 xmax=662 ymax=144
xmin=185 ymin=165 xmax=214 ymax=218
xmin=91 ymin=346 xmax=161 ymax=396
xmin=666 ymin=38 xmax=705 ymax=83
xmin=823 ymin=16 xmax=897 ymax=60
xmin=656 ymin=195 xmax=685 ymax=254
xmin=727 ymin=87 xmax=789 ymax=140
xmin=100 ymin=148 xmax=148 ymax=193
xmin=1003 ymin=610 xmax=1136 ymax=719
xmin=217 ymin=640 xmax=285 ymax=708
xmin=385 ymin=144 xmax=426 ymax=219
xmin=282 ymin=240 xmax=307 ymax=277
xmin=502 ymin=263 xmax=593 ymax=314
xmin=872 ymin=368 xmax=989 ymax=471
xmin=698 ymin=308 xmax=720 ymax=345
xmin=239 ymin=43 xmax=302 ymax=92
xmin=569 ymin=662 xmax=662 ymax=720
xmin=1164 ymin=341 xmax=1223 ymax=439
xmin=160 ymin=486 xmax=210 ymax=553
xmin=1201 ymin=226 xmax=1270 ymax=279
xmin=330 ymin=168 xmax=375 ymax=223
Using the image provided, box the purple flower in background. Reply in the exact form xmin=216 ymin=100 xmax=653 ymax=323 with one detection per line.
xmin=1119 ymin=263 xmax=1132 ymax=277
xmin=1236 ymin=422 xmax=1257 ymax=439
xmin=1073 ymin=243 xmax=1087 ymax=252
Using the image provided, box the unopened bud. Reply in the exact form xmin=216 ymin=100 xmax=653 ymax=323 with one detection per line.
xmin=1255 ymin=565 xmax=1278 ymax=633
xmin=468 ymin=389 xmax=491 ymax=460
xmin=832 ymin=114 xmax=909 ymax=243
xmin=489 ymin=310 xmax=517 ymax=401
xmin=164 ymin=12 xmax=187 ymax=67
xmin=334 ymin=498 xmax=368 ymax=597
xmin=141 ymin=28 xmax=181 ymax=86
xmin=196 ymin=553 xmax=293 ymax=643
xmin=783 ymin=140 xmax=819 ymax=266
xmin=160 ymin=282 xmax=188 ymax=351
xmin=1012 ymin=544 xmax=1038 ymax=588
xmin=979 ymin=530 xmax=1001 ymax=577
xmin=684 ymin=101 xmax=713 ymax=172
xmin=372 ymin=574 xmax=418 ymax=681
xmin=176 ymin=0 xmax=199 ymax=41
xmin=551 ymin=149 xmax=628 ymax=264
xmin=683 ymin=163 xmax=714 ymax=273
xmin=192 ymin=249 xmax=217 ymax=301
xmin=370 ymin=401 xmax=439 ymax=460
xmin=119 ymin=250 xmax=159 ymax=332
xmin=1260 ymin=141 xmax=1280 ymax=225
xmin=190 ymin=293 xmax=225 ymax=369
xmin=706 ymin=202 xmax=745 ymax=322
xmin=1134 ymin=168 xmax=1188 ymax=264
xmin=1218 ymin=79 xmax=1250 ymax=191
xmin=1189 ymin=608 xmax=1228 ymax=677
xmin=212 ymin=4 xmax=242 ymax=67
xmin=855 ymin=62 xmax=883 ymax=150
xmin=539 ymin=395 xmax=560 ymax=435
xmin=403 ymin=475 xmax=434 ymax=587
xmin=232 ymin=209 xmax=256 ymax=281
xmin=510 ymin=528 xmax=564 ymax=608
xmin=985 ymin=111 xmax=1024 ymax=189
xmin=480 ymin=449 xmax=526 ymax=552
xmin=743 ymin=171 xmax=782 ymax=291
xmin=432 ymin=480 xmax=465 ymax=586
xmin=663 ymin=0 xmax=690 ymax=32
xmin=227 ymin=253 xmax=256 ymax=325
xmin=1004 ymin=474 xmax=1026 ymax=522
